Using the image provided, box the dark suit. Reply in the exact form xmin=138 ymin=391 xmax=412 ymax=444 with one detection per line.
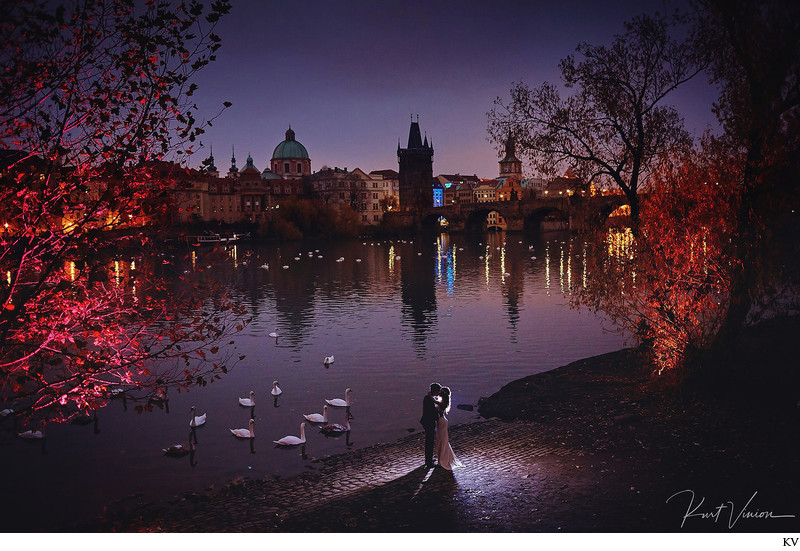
xmin=420 ymin=393 xmax=439 ymax=465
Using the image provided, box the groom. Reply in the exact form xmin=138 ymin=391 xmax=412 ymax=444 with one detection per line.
xmin=420 ymin=382 xmax=441 ymax=469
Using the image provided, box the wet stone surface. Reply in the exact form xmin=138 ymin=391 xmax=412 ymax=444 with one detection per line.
xmin=75 ymin=418 xmax=678 ymax=533
xmin=73 ymin=319 xmax=800 ymax=533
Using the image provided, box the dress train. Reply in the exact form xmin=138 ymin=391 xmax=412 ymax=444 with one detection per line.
xmin=435 ymin=414 xmax=464 ymax=470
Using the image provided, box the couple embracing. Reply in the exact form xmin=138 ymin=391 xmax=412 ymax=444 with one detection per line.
xmin=420 ymin=382 xmax=464 ymax=470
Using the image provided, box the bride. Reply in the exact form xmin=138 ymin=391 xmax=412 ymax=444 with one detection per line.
xmin=435 ymin=386 xmax=464 ymax=470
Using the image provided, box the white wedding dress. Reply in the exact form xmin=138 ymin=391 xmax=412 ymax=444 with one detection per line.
xmin=435 ymin=413 xmax=464 ymax=470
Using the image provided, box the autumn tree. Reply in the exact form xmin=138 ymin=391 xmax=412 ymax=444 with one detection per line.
xmin=269 ymin=197 xmax=361 ymax=239
xmin=577 ymin=136 xmax=744 ymax=376
xmin=0 ymin=0 xmax=247 ymax=427
xmin=488 ymin=12 xmax=702 ymax=224
xmin=690 ymin=0 xmax=800 ymax=344
xmin=573 ymin=0 xmax=800 ymax=377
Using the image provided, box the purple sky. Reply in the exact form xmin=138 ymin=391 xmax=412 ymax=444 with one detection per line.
xmin=189 ymin=0 xmax=720 ymax=179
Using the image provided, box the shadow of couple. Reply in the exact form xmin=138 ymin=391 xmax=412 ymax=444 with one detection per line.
xmin=369 ymin=464 xmax=461 ymax=531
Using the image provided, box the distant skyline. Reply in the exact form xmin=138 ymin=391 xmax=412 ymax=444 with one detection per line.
xmin=189 ymin=0 xmax=720 ymax=180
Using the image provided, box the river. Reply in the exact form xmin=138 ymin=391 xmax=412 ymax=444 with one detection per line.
xmin=0 ymin=230 xmax=630 ymax=530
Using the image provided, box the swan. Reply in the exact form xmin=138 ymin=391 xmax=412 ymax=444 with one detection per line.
xmin=0 ymin=408 xmax=14 ymax=417
xmin=271 ymin=381 xmax=282 ymax=396
xmin=162 ymin=444 xmax=191 ymax=457
xmin=18 ymin=429 xmax=43 ymax=439
xmin=239 ymin=391 xmax=255 ymax=407
xmin=324 ymin=355 xmax=334 ymax=366
xmin=320 ymin=414 xmax=351 ymax=436
xmin=274 ymin=422 xmax=306 ymax=446
xmin=190 ymin=406 xmax=206 ymax=427
xmin=269 ymin=329 xmax=279 ymax=338
xmin=230 ymin=418 xmax=255 ymax=439
xmin=326 ymin=387 xmax=351 ymax=407
xmin=304 ymin=405 xmax=329 ymax=423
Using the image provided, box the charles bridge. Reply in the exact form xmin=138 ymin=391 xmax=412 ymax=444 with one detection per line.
xmin=385 ymin=193 xmax=628 ymax=233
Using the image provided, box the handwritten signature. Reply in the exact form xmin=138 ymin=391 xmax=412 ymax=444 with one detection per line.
xmin=666 ymin=489 xmax=796 ymax=529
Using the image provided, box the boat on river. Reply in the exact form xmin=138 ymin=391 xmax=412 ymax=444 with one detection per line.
xmin=185 ymin=232 xmax=251 ymax=246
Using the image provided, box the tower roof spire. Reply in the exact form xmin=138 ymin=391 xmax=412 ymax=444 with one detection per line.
xmin=207 ymin=144 xmax=217 ymax=172
xmin=407 ymin=120 xmax=423 ymax=149
xmin=229 ymin=145 xmax=238 ymax=174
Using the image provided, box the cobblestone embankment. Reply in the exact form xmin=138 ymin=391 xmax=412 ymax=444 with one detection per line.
xmin=78 ymin=318 xmax=800 ymax=533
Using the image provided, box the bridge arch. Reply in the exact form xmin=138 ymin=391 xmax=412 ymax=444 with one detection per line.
xmin=419 ymin=212 xmax=454 ymax=232
xmin=407 ymin=194 xmax=630 ymax=234
xmin=464 ymin=206 xmax=508 ymax=232
xmin=523 ymin=207 xmax=569 ymax=232
xmin=584 ymin=196 xmax=631 ymax=229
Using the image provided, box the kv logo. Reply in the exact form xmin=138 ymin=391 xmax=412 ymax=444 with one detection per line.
xmin=785 ymin=538 xmax=800 ymax=547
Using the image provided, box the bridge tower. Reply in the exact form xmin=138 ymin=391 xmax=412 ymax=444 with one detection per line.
xmin=398 ymin=116 xmax=434 ymax=212
xmin=499 ymin=132 xmax=522 ymax=181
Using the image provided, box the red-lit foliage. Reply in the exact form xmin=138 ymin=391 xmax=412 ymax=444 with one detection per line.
xmin=572 ymin=1 xmax=800 ymax=378
xmin=0 ymin=1 xmax=242 ymax=428
xmin=576 ymin=138 xmax=743 ymax=376
xmin=692 ymin=0 xmax=800 ymax=341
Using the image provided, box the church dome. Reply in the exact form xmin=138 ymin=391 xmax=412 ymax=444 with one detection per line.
xmin=241 ymin=154 xmax=259 ymax=173
xmin=272 ymin=127 xmax=309 ymax=160
xmin=261 ymin=167 xmax=282 ymax=180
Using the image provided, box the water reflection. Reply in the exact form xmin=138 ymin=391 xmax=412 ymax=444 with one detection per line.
xmin=541 ymin=237 xmax=590 ymax=296
xmin=2 ymin=230 xmax=633 ymax=531
xmin=401 ymin=239 xmax=437 ymax=354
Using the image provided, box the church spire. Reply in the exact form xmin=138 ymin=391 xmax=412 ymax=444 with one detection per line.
xmin=207 ymin=144 xmax=217 ymax=172
xmin=228 ymin=145 xmax=238 ymax=176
